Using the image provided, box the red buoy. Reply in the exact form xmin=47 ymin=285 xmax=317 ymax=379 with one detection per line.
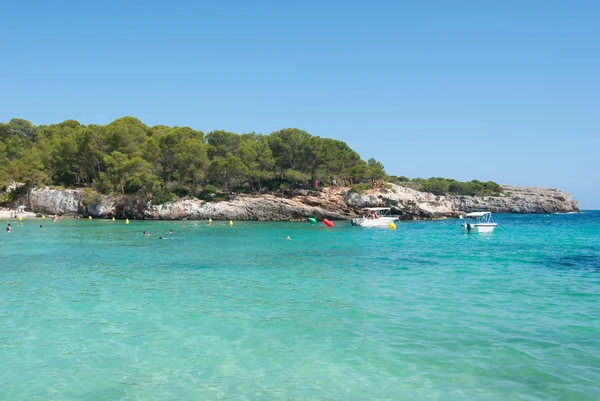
xmin=323 ymin=219 xmax=334 ymax=228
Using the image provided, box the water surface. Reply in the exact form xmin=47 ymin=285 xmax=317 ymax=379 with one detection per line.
xmin=1 ymin=212 xmax=599 ymax=400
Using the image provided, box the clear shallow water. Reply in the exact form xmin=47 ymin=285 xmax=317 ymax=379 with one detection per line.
xmin=1 ymin=212 xmax=600 ymax=400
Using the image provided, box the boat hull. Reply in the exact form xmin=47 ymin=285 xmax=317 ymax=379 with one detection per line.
xmin=352 ymin=217 xmax=398 ymax=227
xmin=462 ymin=223 xmax=497 ymax=233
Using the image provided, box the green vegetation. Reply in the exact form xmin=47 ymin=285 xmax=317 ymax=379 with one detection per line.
xmin=390 ymin=176 xmax=503 ymax=196
xmin=0 ymin=117 xmax=503 ymax=201
xmin=0 ymin=118 xmax=385 ymax=199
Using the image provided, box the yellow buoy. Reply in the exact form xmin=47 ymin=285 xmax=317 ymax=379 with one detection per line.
xmin=229 ymin=220 xmax=233 ymax=226
xmin=88 ymin=216 xmax=92 ymax=220
xmin=125 ymin=218 xmax=130 ymax=225
xmin=388 ymin=222 xmax=396 ymax=230
xmin=112 ymin=217 xmax=115 ymax=221
xmin=18 ymin=216 xmax=23 ymax=221
xmin=42 ymin=215 xmax=45 ymax=219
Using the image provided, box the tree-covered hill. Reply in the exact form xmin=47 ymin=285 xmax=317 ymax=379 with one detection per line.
xmin=0 ymin=117 xmax=385 ymax=197
xmin=0 ymin=117 xmax=502 ymax=202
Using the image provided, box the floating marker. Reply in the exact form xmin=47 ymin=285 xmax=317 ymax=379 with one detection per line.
xmin=126 ymin=218 xmax=130 ymax=225
xmin=42 ymin=215 xmax=45 ymax=219
xmin=308 ymin=217 xmax=317 ymax=224
xmin=88 ymin=216 xmax=92 ymax=220
xmin=112 ymin=217 xmax=115 ymax=221
xmin=229 ymin=220 xmax=233 ymax=226
xmin=323 ymin=219 xmax=334 ymax=228
xmin=18 ymin=216 xmax=23 ymax=221
xmin=388 ymin=222 xmax=396 ymax=230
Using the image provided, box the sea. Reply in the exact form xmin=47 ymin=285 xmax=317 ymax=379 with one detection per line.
xmin=1 ymin=212 xmax=599 ymax=400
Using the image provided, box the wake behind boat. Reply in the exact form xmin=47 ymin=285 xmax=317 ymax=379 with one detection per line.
xmin=461 ymin=211 xmax=498 ymax=233
xmin=351 ymin=207 xmax=399 ymax=227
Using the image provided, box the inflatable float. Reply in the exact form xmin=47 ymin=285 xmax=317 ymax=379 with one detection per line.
xmin=323 ymin=219 xmax=334 ymax=228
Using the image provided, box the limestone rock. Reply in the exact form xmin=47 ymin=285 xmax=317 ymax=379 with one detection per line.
xmin=25 ymin=183 xmax=579 ymax=220
xmin=28 ymin=188 xmax=82 ymax=216
xmin=86 ymin=199 xmax=116 ymax=218
xmin=146 ymin=193 xmax=348 ymax=221
xmin=344 ymin=184 xmax=579 ymax=218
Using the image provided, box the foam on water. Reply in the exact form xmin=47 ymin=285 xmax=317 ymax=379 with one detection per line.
xmin=1 ymin=212 xmax=600 ymax=400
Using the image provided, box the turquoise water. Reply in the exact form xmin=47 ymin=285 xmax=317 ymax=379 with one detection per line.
xmin=1 ymin=213 xmax=600 ymax=400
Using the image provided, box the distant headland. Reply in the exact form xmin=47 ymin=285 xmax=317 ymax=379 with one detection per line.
xmin=0 ymin=117 xmax=579 ymax=219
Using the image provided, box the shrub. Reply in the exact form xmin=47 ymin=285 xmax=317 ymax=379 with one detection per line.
xmin=151 ymin=189 xmax=174 ymax=205
xmin=351 ymin=183 xmax=371 ymax=193
xmin=82 ymin=188 xmax=102 ymax=206
xmin=421 ymin=179 xmax=450 ymax=195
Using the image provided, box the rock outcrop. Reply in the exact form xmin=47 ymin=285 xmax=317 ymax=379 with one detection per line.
xmin=345 ymin=185 xmax=459 ymax=219
xmin=148 ymin=192 xmax=350 ymax=221
xmin=346 ymin=184 xmax=580 ymax=219
xmin=453 ymin=185 xmax=579 ymax=214
xmin=27 ymin=188 xmax=82 ymax=216
xmin=23 ymin=184 xmax=579 ymax=220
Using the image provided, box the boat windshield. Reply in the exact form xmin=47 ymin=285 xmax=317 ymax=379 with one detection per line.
xmin=361 ymin=208 xmax=391 ymax=219
xmin=464 ymin=212 xmax=493 ymax=223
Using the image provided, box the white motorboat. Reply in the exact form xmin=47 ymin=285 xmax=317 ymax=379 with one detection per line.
xmin=461 ymin=211 xmax=498 ymax=233
xmin=351 ymin=207 xmax=399 ymax=227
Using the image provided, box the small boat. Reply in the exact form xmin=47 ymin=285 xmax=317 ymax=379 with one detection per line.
xmin=461 ymin=211 xmax=498 ymax=233
xmin=351 ymin=207 xmax=399 ymax=227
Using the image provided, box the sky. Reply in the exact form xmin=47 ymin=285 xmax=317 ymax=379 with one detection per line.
xmin=1 ymin=0 xmax=599 ymax=208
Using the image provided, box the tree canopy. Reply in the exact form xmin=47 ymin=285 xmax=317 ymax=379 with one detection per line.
xmin=0 ymin=118 xmax=385 ymax=199
xmin=0 ymin=117 xmax=502 ymax=201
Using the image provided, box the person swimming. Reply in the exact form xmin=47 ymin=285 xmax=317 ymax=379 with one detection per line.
xmin=143 ymin=230 xmax=150 ymax=237
xmin=6 ymin=224 xmax=11 ymax=233
xmin=159 ymin=236 xmax=164 ymax=239
xmin=168 ymin=229 xmax=173 ymax=234
xmin=286 ymin=235 xmax=291 ymax=240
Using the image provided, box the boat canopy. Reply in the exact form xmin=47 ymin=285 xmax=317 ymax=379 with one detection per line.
xmin=362 ymin=207 xmax=391 ymax=211
xmin=464 ymin=211 xmax=492 ymax=217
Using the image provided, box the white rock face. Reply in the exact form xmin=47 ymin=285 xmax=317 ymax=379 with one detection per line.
xmin=345 ymin=185 xmax=459 ymax=219
xmin=25 ymin=183 xmax=579 ymax=220
xmin=28 ymin=188 xmax=82 ymax=215
xmin=453 ymin=186 xmax=580 ymax=214
xmin=346 ymin=184 xmax=579 ymax=218
xmin=148 ymin=193 xmax=348 ymax=221
xmin=86 ymin=199 xmax=116 ymax=217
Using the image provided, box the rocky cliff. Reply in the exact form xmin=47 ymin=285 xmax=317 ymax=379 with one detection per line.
xmin=27 ymin=188 xmax=82 ymax=216
xmin=24 ymin=184 xmax=579 ymax=220
xmin=345 ymin=184 xmax=579 ymax=219
xmin=148 ymin=192 xmax=349 ymax=221
xmin=453 ymin=186 xmax=580 ymax=215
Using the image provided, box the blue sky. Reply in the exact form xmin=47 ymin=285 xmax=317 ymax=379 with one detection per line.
xmin=1 ymin=0 xmax=598 ymax=208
